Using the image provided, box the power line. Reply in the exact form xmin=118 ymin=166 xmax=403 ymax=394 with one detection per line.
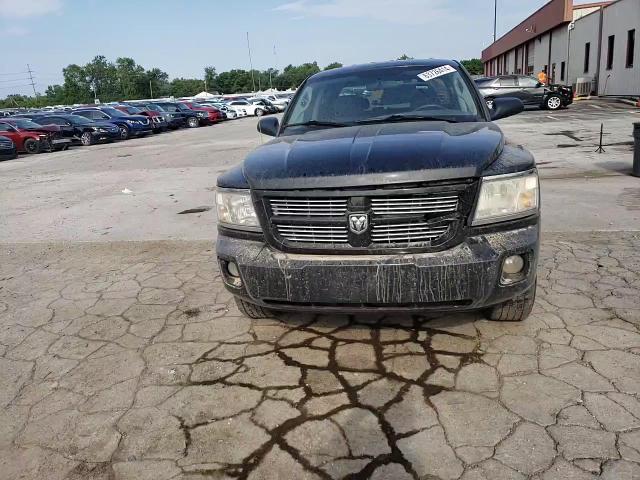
xmin=0 ymin=84 xmax=34 ymax=90
xmin=0 ymin=77 xmax=32 ymax=83
xmin=0 ymin=71 xmax=28 ymax=76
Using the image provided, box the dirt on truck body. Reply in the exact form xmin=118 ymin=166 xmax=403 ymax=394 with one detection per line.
xmin=215 ymin=59 xmax=540 ymax=322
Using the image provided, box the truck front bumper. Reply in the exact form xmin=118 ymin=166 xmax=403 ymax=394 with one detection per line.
xmin=216 ymin=224 xmax=539 ymax=313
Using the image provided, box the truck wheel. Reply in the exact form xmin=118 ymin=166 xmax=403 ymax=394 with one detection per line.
xmin=23 ymin=138 xmax=40 ymax=154
xmin=485 ymin=281 xmax=536 ymax=322
xmin=80 ymin=132 xmax=94 ymax=146
xmin=255 ymin=108 xmax=264 ymax=117
xmin=187 ymin=117 xmax=199 ymax=128
xmin=545 ymin=95 xmax=562 ymax=110
xmin=485 ymin=98 xmax=495 ymax=110
xmin=235 ymin=298 xmax=274 ymax=319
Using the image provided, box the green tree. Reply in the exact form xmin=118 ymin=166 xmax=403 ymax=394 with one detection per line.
xmin=115 ymin=57 xmax=147 ymax=99
xmin=397 ymin=54 xmax=414 ymax=60
xmin=460 ymin=59 xmax=483 ymax=75
xmin=84 ymin=55 xmax=120 ymax=102
xmin=204 ymin=66 xmax=217 ymax=93
xmin=145 ymin=68 xmax=170 ymax=98
xmin=169 ymin=78 xmax=204 ymax=97
xmin=324 ymin=62 xmax=343 ymax=70
xmin=276 ymin=62 xmax=321 ymax=89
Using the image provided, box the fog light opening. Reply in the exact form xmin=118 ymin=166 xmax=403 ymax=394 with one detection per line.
xmin=220 ymin=259 xmax=243 ymax=288
xmin=501 ymin=255 xmax=526 ymax=285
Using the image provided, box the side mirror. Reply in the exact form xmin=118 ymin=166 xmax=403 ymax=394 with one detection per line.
xmin=490 ymin=97 xmax=524 ymax=121
xmin=536 ymin=82 xmax=543 ymax=87
xmin=257 ymin=116 xmax=279 ymax=137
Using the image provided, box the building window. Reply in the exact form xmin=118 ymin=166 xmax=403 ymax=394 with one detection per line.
xmin=607 ymin=35 xmax=615 ymax=70
xmin=584 ymin=42 xmax=590 ymax=73
xmin=627 ymin=29 xmax=635 ymax=68
xmin=561 ymin=61 xmax=566 ymax=81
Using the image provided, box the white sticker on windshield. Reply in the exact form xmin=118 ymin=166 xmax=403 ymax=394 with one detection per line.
xmin=417 ymin=65 xmax=456 ymax=82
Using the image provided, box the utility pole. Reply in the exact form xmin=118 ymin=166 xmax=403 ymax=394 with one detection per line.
xmin=149 ymin=80 xmax=154 ymax=98
xmin=204 ymin=78 xmax=208 ymax=93
xmin=493 ymin=0 xmax=497 ymax=43
xmin=26 ymin=64 xmax=37 ymax=97
xmin=247 ymin=31 xmax=256 ymax=92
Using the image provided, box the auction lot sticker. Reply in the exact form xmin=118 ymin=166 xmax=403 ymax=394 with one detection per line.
xmin=417 ymin=65 xmax=456 ymax=82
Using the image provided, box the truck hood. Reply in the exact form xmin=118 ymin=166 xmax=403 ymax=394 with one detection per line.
xmin=243 ymin=121 xmax=505 ymax=190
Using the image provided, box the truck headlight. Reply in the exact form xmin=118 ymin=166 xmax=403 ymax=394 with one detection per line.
xmin=472 ymin=170 xmax=539 ymax=225
xmin=215 ymin=189 xmax=261 ymax=231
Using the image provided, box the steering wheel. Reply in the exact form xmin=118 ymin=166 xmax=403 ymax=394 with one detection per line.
xmin=413 ymin=104 xmax=447 ymax=111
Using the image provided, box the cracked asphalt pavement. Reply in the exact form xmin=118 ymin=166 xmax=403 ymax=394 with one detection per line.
xmin=1 ymin=102 xmax=640 ymax=479
xmin=1 ymin=232 xmax=640 ymax=479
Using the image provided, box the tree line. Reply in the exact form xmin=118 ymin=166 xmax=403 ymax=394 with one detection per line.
xmin=0 ymin=56 xmax=483 ymax=109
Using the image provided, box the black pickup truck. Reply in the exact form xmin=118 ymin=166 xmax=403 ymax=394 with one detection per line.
xmin=216 ymin=60 xmax=540 ymax=321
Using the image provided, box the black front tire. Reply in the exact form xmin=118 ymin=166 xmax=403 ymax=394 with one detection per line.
xmin=235 ymin=298 xmax=274 ymax=319
xmin=485 ymin=281 xmax=536 ymax=322
xmin=23 ymin=138 xmax=40 ymax=154
xmin=187 ymin=117 xmax=199 ymax=128
xmin=80 ymin=132 xmax=95 ymax=146
xmin=255 ymin=108 xmax=264 ymax=117
xmin=544 ymin=95 xmax=563 ymax=110
xmin=119 ymin=125 xmax=130 ymax=140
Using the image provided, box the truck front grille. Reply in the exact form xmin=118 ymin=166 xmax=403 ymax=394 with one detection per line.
xmin=260 ymin=179 xmax=477 ymax=253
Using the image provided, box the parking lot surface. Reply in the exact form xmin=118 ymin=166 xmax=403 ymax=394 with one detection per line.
xmin=1 ymin=101 xmax=639 ymax=479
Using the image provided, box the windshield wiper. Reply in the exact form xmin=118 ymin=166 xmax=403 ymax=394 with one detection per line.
xmin=284 ymin=120 xmax=351 ymax=129
xmin=355 ymin=114 xmax=461 ymax=124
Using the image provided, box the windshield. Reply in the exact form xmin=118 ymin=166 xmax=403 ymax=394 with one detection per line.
xmin=12 ymin=119 xmax=43 ymax=129
xmin=177 ymin=104 xmax=191 ymax=112
xmin=101 ymin=107 xmax=127 ymax=117
xmin=148 ymin=104 xmax=165 ymax=112
xmin=124 ymin=106 xmax=142 ymax=114
xmin=65 ymin=115 xmax=94 ymax=125
xmin=284 ymin=64 xmax=481 ymax=129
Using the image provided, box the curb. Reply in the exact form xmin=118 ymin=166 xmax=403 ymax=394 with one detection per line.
xmin=615 ymin=98 xmax=640 ymax=107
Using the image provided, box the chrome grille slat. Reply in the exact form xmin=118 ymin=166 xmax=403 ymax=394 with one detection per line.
xmin=372 ymin=195 xmax=458 ymax=215
xmin=371 ymin=222 xmax=450 ymax=243
xmin=270 ymin=198 xmax=347 ymax=217
xmin=276 ymin=224 xmax=348 ymax=243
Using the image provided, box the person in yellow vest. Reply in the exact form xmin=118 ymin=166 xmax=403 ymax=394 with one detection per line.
xmin=537 ymin=68 xmax=548 ymax=85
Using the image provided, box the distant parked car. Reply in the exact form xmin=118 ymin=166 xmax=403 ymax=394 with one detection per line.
xmin=0 ymin=120 xmax=57 ymax=154
xmin=3 ymin=118 xmax=72 ymax=151
xmin=248 ymin=98 xmax=278 ymax=114
xmin=228 ymin=99 xmax=266 ymax=116
xmin=28 ymin=113 xmax=121 ymax=146
xmin=475 ymin=75 xmax=573 ymax=111
xmin=114 ymin=105 xmax=167 ymax=133
xmin=0 ymin=136 xmax=17 ymax=160
xmin=149 ymin=102 xmax=203 ymax=128
xmin=72 ymin=106 xmax=154 ymax=139
xmin=180 ymin=102 xmax=224 ymax=124
xmin=131 ymin=103 xmax=185 ymax=130
xmin=257 ymin=94 xmax=289 ymax=111
xmin=202 ymin=102 xmax=238 ymax=119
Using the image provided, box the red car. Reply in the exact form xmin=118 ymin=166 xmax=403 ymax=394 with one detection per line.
xmin=0 ymin=119 xmax=71 ymax=153
xmin=180 ymin=102 xmax=224 ymax=124
xmin=114 ymin=105 xmax=168 ymax=133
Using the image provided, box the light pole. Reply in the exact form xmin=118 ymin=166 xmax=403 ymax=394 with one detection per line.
xmin=493 ymin=0 xmax=497 ymax=42
xmin=246 ymin=32 xmax=256 ymax=92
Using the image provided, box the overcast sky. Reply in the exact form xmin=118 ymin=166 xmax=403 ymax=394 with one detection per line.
xmin=0 ymin=0 xmax=551 ymax=96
